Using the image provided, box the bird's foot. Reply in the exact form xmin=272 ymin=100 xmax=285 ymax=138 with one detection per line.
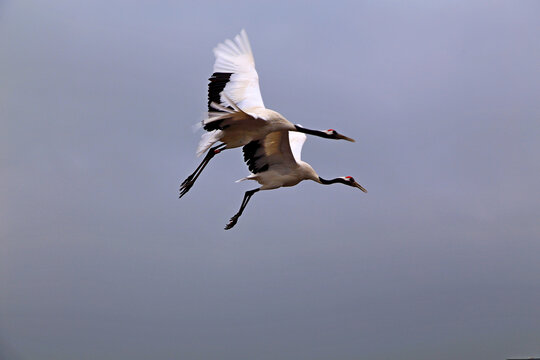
xmin=224 ymin=215 xmax=240 ymax=230
xmin=180 ymin=174 xmax=194 ymax=188
xmin=179 ymin=178 xmax=195 ymax=199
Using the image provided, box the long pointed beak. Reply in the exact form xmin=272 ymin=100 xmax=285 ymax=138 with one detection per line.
xmin=353 ymin=181 xmax=368 ymax=193
xmin=337 ymin=134 xmax=355 ymax=142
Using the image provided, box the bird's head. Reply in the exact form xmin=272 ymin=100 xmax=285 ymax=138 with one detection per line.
xmin=341 ymin=176 xmax=367 ymax=192
xmin=324 ymin=129 xmax=355 ymax=142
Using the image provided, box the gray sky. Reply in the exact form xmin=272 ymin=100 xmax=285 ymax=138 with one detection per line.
xmin=1 ymin=1 xmax=540 ymax=359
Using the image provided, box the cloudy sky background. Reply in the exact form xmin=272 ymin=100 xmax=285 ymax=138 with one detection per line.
xmin=1 ymin=1 xmax=540 ymax=359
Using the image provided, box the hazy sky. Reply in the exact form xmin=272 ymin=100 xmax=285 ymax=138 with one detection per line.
xmin=1 ymin=1 xmax=540 ymax=359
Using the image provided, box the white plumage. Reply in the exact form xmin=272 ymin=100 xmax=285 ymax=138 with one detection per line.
xmin=211 ymin=30 xmax=265 ymax=111
xmin=225 ymin=131 xmax=367 ymax=230
xmin=289 ymin=130 xmax=307 ymax=163
xmin=180 ymin=30 xmax=355 ymax=199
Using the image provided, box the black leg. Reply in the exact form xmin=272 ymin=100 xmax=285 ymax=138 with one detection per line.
xmin=179 ymin=144 xmax=226 ymax=198
xmin=225 ymin=188 xmax=260 ymax=230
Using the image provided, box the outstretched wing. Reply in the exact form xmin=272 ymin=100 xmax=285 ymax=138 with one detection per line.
xmin=288 ymin=132 xmax=306 ymax=163
xmin=242 ymin=131 xmax=301 ymax=174
xmin=208 ymin=30 xmax=265 ymax=114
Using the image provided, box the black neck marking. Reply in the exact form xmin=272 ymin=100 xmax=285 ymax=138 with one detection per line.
xmin=319 ymin=177 xmax=348 ymax=185
xmin=294 ymin=125 xmax=330 ymax=138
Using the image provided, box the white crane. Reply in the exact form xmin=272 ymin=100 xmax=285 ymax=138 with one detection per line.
xmin=179 ymin=30 xmax=355 ymax=198
xmin=224 ymin=131 xmax=367 ymax=230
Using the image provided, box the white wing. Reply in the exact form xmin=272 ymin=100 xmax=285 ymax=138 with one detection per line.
xmin=208 ymin=29 xmax=265 ymax=112
xmin=288 ymin=131 xmax=306 ymax=163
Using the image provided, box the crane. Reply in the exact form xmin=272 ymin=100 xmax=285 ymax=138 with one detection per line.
xmin=179 ymin=30 xmax=355 ymax=198
xmin=224 ymin=130 xmax=367 ymax=230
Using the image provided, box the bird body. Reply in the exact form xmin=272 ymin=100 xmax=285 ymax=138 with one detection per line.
xmin=238 ymin=163 xmax=318 ymax=190
xmin=179 ymin=30 xmax=354 ymax=198
xmin=224 ymin=131 xmax=367 ymax=229
xmin=237 ymin=131 xmax=319 ymax=190
xmin=199 ymin=107 xmax=295 ymax=155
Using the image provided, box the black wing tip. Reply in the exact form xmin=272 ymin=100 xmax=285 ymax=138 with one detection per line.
xmin=242 ymin=140 xmax=269 ymax=174
xmin=207 ymin=72 xmax=233 ymax=112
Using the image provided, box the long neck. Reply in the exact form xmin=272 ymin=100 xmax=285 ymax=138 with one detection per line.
xmin=294 ymin=125 xmax=329 ymax=138
xmin=318 ymin=177 xmax=347 ymax=185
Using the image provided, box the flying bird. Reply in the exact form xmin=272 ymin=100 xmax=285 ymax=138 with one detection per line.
xmin=224 ymin=131 xmax=367 ymax=230
xmin=179 ymin=30 xmax=355 ymax=198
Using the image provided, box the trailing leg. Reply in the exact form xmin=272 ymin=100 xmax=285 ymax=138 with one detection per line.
xmin=224 ymin=188 xmax=260 ymax=230
xmin=179 ymin=144 xmax=226 ymax=198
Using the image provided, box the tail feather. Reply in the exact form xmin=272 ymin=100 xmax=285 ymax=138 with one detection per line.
xmin=196 ymin=130 xmax=222 ymax=157
xmin=235 ymin=174 xmax=256 ymax=183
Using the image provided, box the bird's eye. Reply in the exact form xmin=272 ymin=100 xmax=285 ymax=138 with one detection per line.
xmin=345 ymin=176 xmax=354 ymax=181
